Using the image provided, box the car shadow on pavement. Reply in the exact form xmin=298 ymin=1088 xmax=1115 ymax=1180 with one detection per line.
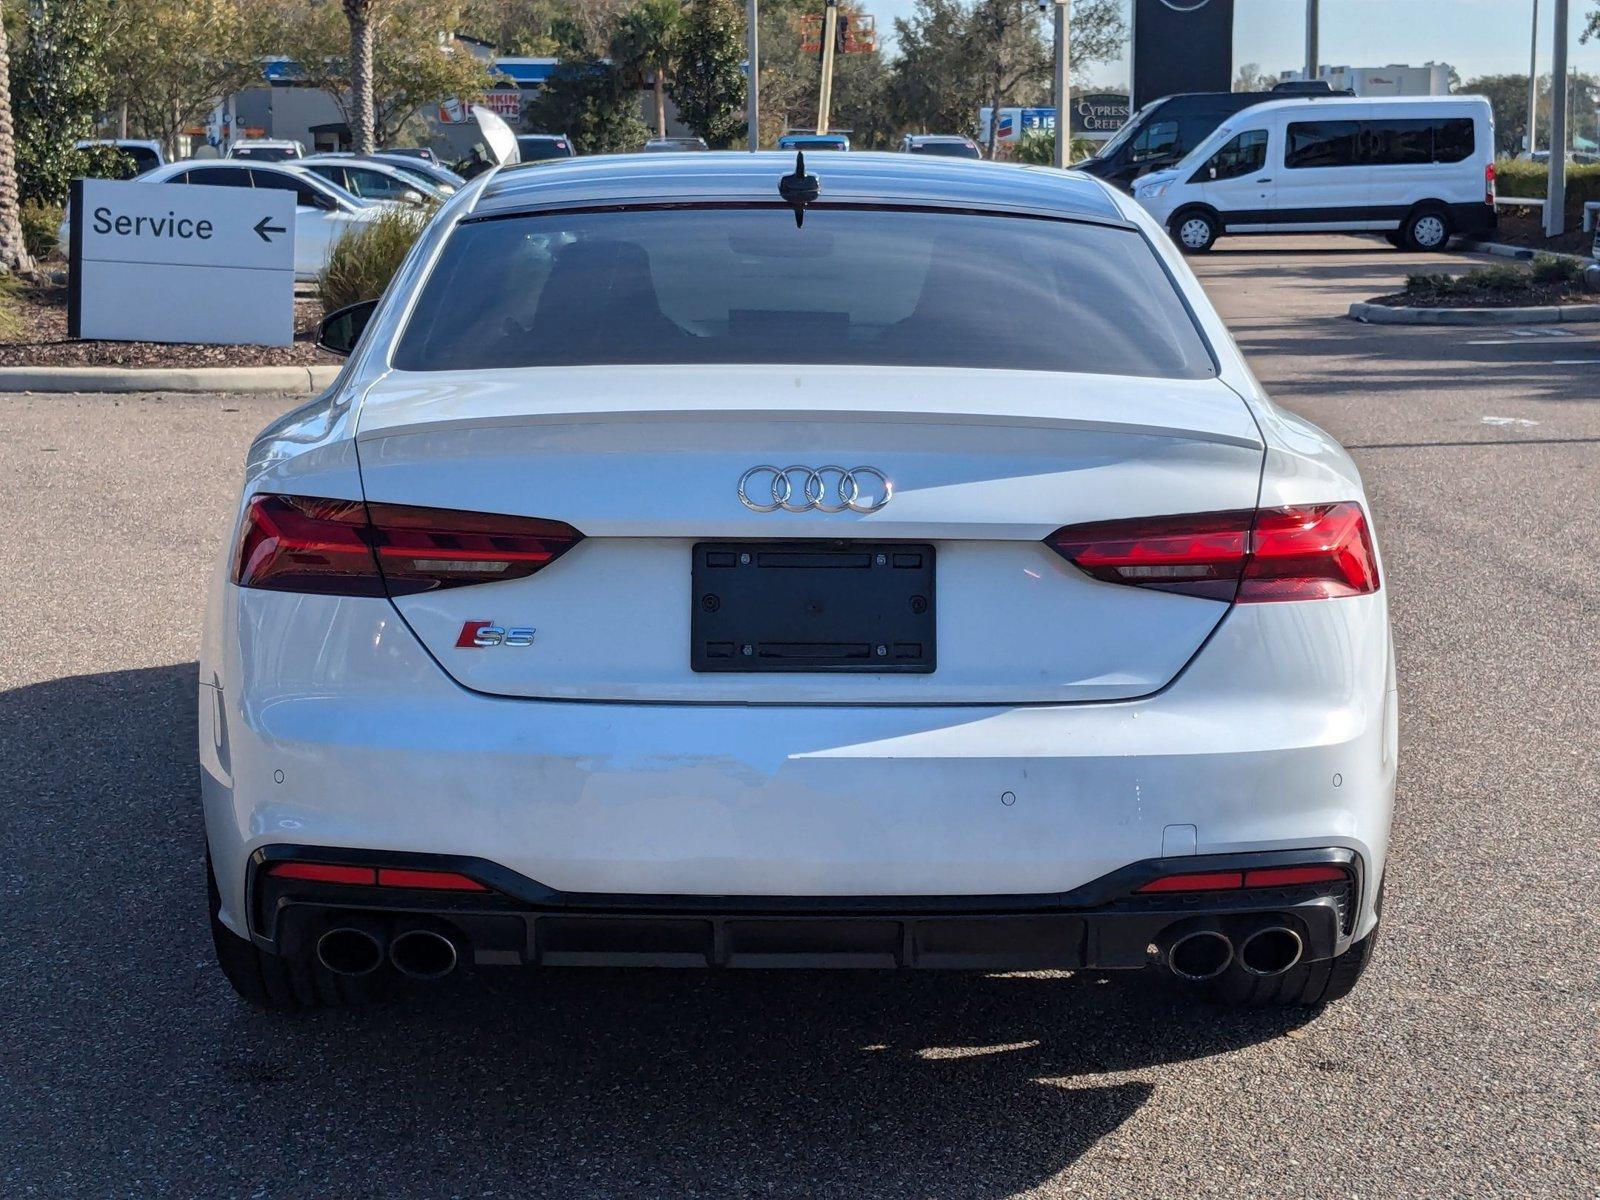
xmin=4 ymin=663 xmax=1317 ymax=1197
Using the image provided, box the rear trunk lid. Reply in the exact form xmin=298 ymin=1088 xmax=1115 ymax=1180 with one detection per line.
xmin=354 ymin=365 xmax=1262 ymax=704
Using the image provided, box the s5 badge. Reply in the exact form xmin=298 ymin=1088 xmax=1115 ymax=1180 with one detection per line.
xmin=456 ymin=620 xmax=536 ymax=648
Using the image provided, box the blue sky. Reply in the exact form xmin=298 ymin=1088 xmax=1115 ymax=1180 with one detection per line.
xmin=867 ymin=0 xmax=1600 ymax=89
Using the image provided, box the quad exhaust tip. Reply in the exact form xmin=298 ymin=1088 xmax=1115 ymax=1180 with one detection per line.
xmin=1238 ymin=925 xmax=1304 ymax=977
xmin=389 ymin=928 xmax=460 ymax=980
xmin=1166 ymin=929 xmax=1234 ymax=981
xmin=316 ymin=926 xmax=385 ymax=977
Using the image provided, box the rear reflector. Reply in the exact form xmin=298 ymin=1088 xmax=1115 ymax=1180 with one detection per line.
xmin=1045 ymin=503 xmax=1379 ymax=603
xmin=375 ymin=868 xmax=490 ymax=892
xmin=234 ymin=493 xmax=582 ymax=597
xmin=1136 ymin=871 xmax=1244 ymax=893
xmin=265 ymin=862 xmax=377 ymax=885
xmin=264 ymin=861 xmax=489 ymax=891
xmin=1241 ymin=864 xmax=1348 ymax=888
xmin=1136 ymin=864 xmax=1350 ymax=894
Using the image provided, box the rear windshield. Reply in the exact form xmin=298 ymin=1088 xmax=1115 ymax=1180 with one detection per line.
xmin=393 ymin=207 xmax=1215 ymax=378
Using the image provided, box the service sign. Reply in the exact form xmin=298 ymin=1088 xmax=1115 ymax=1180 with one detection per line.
xmin=68 ymin=178 xmax=295 ymax=346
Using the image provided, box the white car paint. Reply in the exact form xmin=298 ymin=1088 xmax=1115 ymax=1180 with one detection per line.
xmin=200 ymin=158 xmax=1395 ymax=972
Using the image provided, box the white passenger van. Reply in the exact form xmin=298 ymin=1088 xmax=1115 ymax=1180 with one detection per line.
xmin=1128 ymin=95 xmax=1496 ymax=253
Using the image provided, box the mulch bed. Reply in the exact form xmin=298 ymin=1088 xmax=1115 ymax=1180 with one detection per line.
xmin=1367 ymin=280 xmax=1592 ymax=308
xmin=0 ymin=281 xmax=338 ymax=368
xmin=1488 ymin=208 xmax=1593 ymax=255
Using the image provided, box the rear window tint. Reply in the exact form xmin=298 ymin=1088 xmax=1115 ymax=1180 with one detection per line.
xmin=393 ymin=207 xmax=1215 ymax=379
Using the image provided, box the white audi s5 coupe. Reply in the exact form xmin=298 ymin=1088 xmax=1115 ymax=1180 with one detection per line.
xmin=200 ymin=152 xmax=1395 ymax=1010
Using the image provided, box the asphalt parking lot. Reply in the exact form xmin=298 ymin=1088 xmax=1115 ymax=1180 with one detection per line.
xmin=3 ymin=235 xmax=1597 ymax=1198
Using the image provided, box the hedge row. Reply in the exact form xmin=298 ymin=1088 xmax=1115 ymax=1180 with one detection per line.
xmin=1495 ymin=158 xmax=1600 ymax=213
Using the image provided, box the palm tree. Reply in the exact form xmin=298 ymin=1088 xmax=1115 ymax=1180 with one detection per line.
xmin=343 ymin=0 xmax=378 ymax=154
xmin=615 ymin=0 xmax=683 ymax=140
xmin=0 ymin=13 xmax=35 ymax=276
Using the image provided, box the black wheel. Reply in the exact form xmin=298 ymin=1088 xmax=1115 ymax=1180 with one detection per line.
xmin=1170 ymin=209 xmax=1220 ymax=254
xmin=1401 ymin=206 xmax=1451 ymax=252
xmin=207 ymin=854 xmax=374 ymax=1010
xmin=1383 ymin=230 xmax=1405 ymax=248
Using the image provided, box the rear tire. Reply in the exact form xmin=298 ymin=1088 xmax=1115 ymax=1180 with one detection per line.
xmin=1170 ymin=209 xmax=1220 ymax=254
xmin=1401 ymin=206 xmax=1452 ymax=252
xmin=1383 ymin=230 xmax=1405 ymax=248
xmin=207 ymin=854 xmax=373 ymax=1010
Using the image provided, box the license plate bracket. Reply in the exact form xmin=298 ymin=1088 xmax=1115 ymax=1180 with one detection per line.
xmin=691 ymin=542 xmax=936 ymax=673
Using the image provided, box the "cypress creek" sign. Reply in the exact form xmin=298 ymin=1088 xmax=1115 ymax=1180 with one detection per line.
xmin=1069 ymin=94 xmax=1132 ymax=139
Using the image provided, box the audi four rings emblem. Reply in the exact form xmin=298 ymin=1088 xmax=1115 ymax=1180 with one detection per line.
xmin=737 ymin=465 xmax=893 ymax=513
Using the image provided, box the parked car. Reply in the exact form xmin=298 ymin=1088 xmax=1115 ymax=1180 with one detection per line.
xmin=900 ymin=134 xmax=981 ymax=159
xmin=1131 ymin=95 xmax=1497 ymax=253
xmin=74 ymin=138 xmax=165 ymax=176
xmin=203 ymin=152 xmax=1393 ymax=1012
xmin=382 ymin=147 xmax=439 ymax=163
xmin=368 ymin=153 xmax=466 ymax=195
xmin=777 ymin=133 xmax=850 ymax=151
xmin=516 ymin=134 xmax=577 ymax=162
xmin=642 ymin=136 xmax=709 ymax=152
xmin=1076 ymin=84 xmax=1350 ymax=193
xmin=82 ymin=160 xmax=380 ymax=280
xmin=299 ymin=155 xmax=446 ymax=206
xmin=226 ymin=138 xmax=306 ymax=162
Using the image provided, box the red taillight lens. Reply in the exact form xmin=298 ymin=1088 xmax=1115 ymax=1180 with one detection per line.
xmin=1239 ymin=503 xmax=1379 ymax=602
xmin=1485 ymin=161 xmax=1496 ymax=205
xmin=1045 ymin=509 xmax=1252 ymax=601
xmin=233 ymin=495 xmax=383 ymax=596
xmin=233 ymin=493 xmax=582 ymax=596
xmin=1045 ymin=502 xmax=1378 ymax=603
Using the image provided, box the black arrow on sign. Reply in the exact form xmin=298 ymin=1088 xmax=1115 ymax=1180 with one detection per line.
xmin=253 ymin=216 xmax=287 ymax=242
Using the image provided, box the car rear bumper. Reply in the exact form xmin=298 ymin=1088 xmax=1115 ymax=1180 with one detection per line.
xmin=249 ymin=846 xmax=1362 ymax=970
xmin=201 ymin=590 xmax=1396 ymax=946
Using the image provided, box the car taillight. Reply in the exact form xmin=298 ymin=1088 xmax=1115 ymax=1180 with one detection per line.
xmin=1485 ymin=160 xmax=1496 ymax=205
xmin=1045 ymin=502 xmax=1378 ymax=603
xmin=233 ymin=493 xmax=582 ymax=596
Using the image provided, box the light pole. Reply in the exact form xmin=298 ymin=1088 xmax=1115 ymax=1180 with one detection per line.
xmin=746 ymin=0 xmax=759 ymax=150
xmin=1304 ymin=0 xmax=1319 ymax=82
xmin=1052 ymin=0 xmax=1070 ymax=168
xmin=1546 ymin=0 xmax=1568 ymax=237
xmin=1527 ymin=0 xmax=1539 ymax=153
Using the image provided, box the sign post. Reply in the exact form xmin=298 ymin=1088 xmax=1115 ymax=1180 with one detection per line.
xmin=68 ymin=178 xmax=296 ymax=346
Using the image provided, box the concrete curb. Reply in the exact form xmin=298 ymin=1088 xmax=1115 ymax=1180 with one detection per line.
xmin=1348 ymin=300 xmax=1600 ymax=326
xmin=1456 ymin=238 xmax=1590 ymax=263
xmin=0 ymin=364 xmax=340 ymax=394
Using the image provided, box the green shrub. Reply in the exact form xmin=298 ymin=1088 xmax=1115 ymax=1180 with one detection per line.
xmin=1012 ymin=130 xmax=1100 ymax=166
xmin=19 ymin=199 xmax=63 ymax=262
xmin=317 ymin=206 xmax=430 ymax=313
xmin=1530 ymin=251 xmax=1582 ymax=284
xmin=1468 ymin=264 xmax=1528 ymax=294
xmin=1494 ymin=157 xmax=1600 ymax=215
